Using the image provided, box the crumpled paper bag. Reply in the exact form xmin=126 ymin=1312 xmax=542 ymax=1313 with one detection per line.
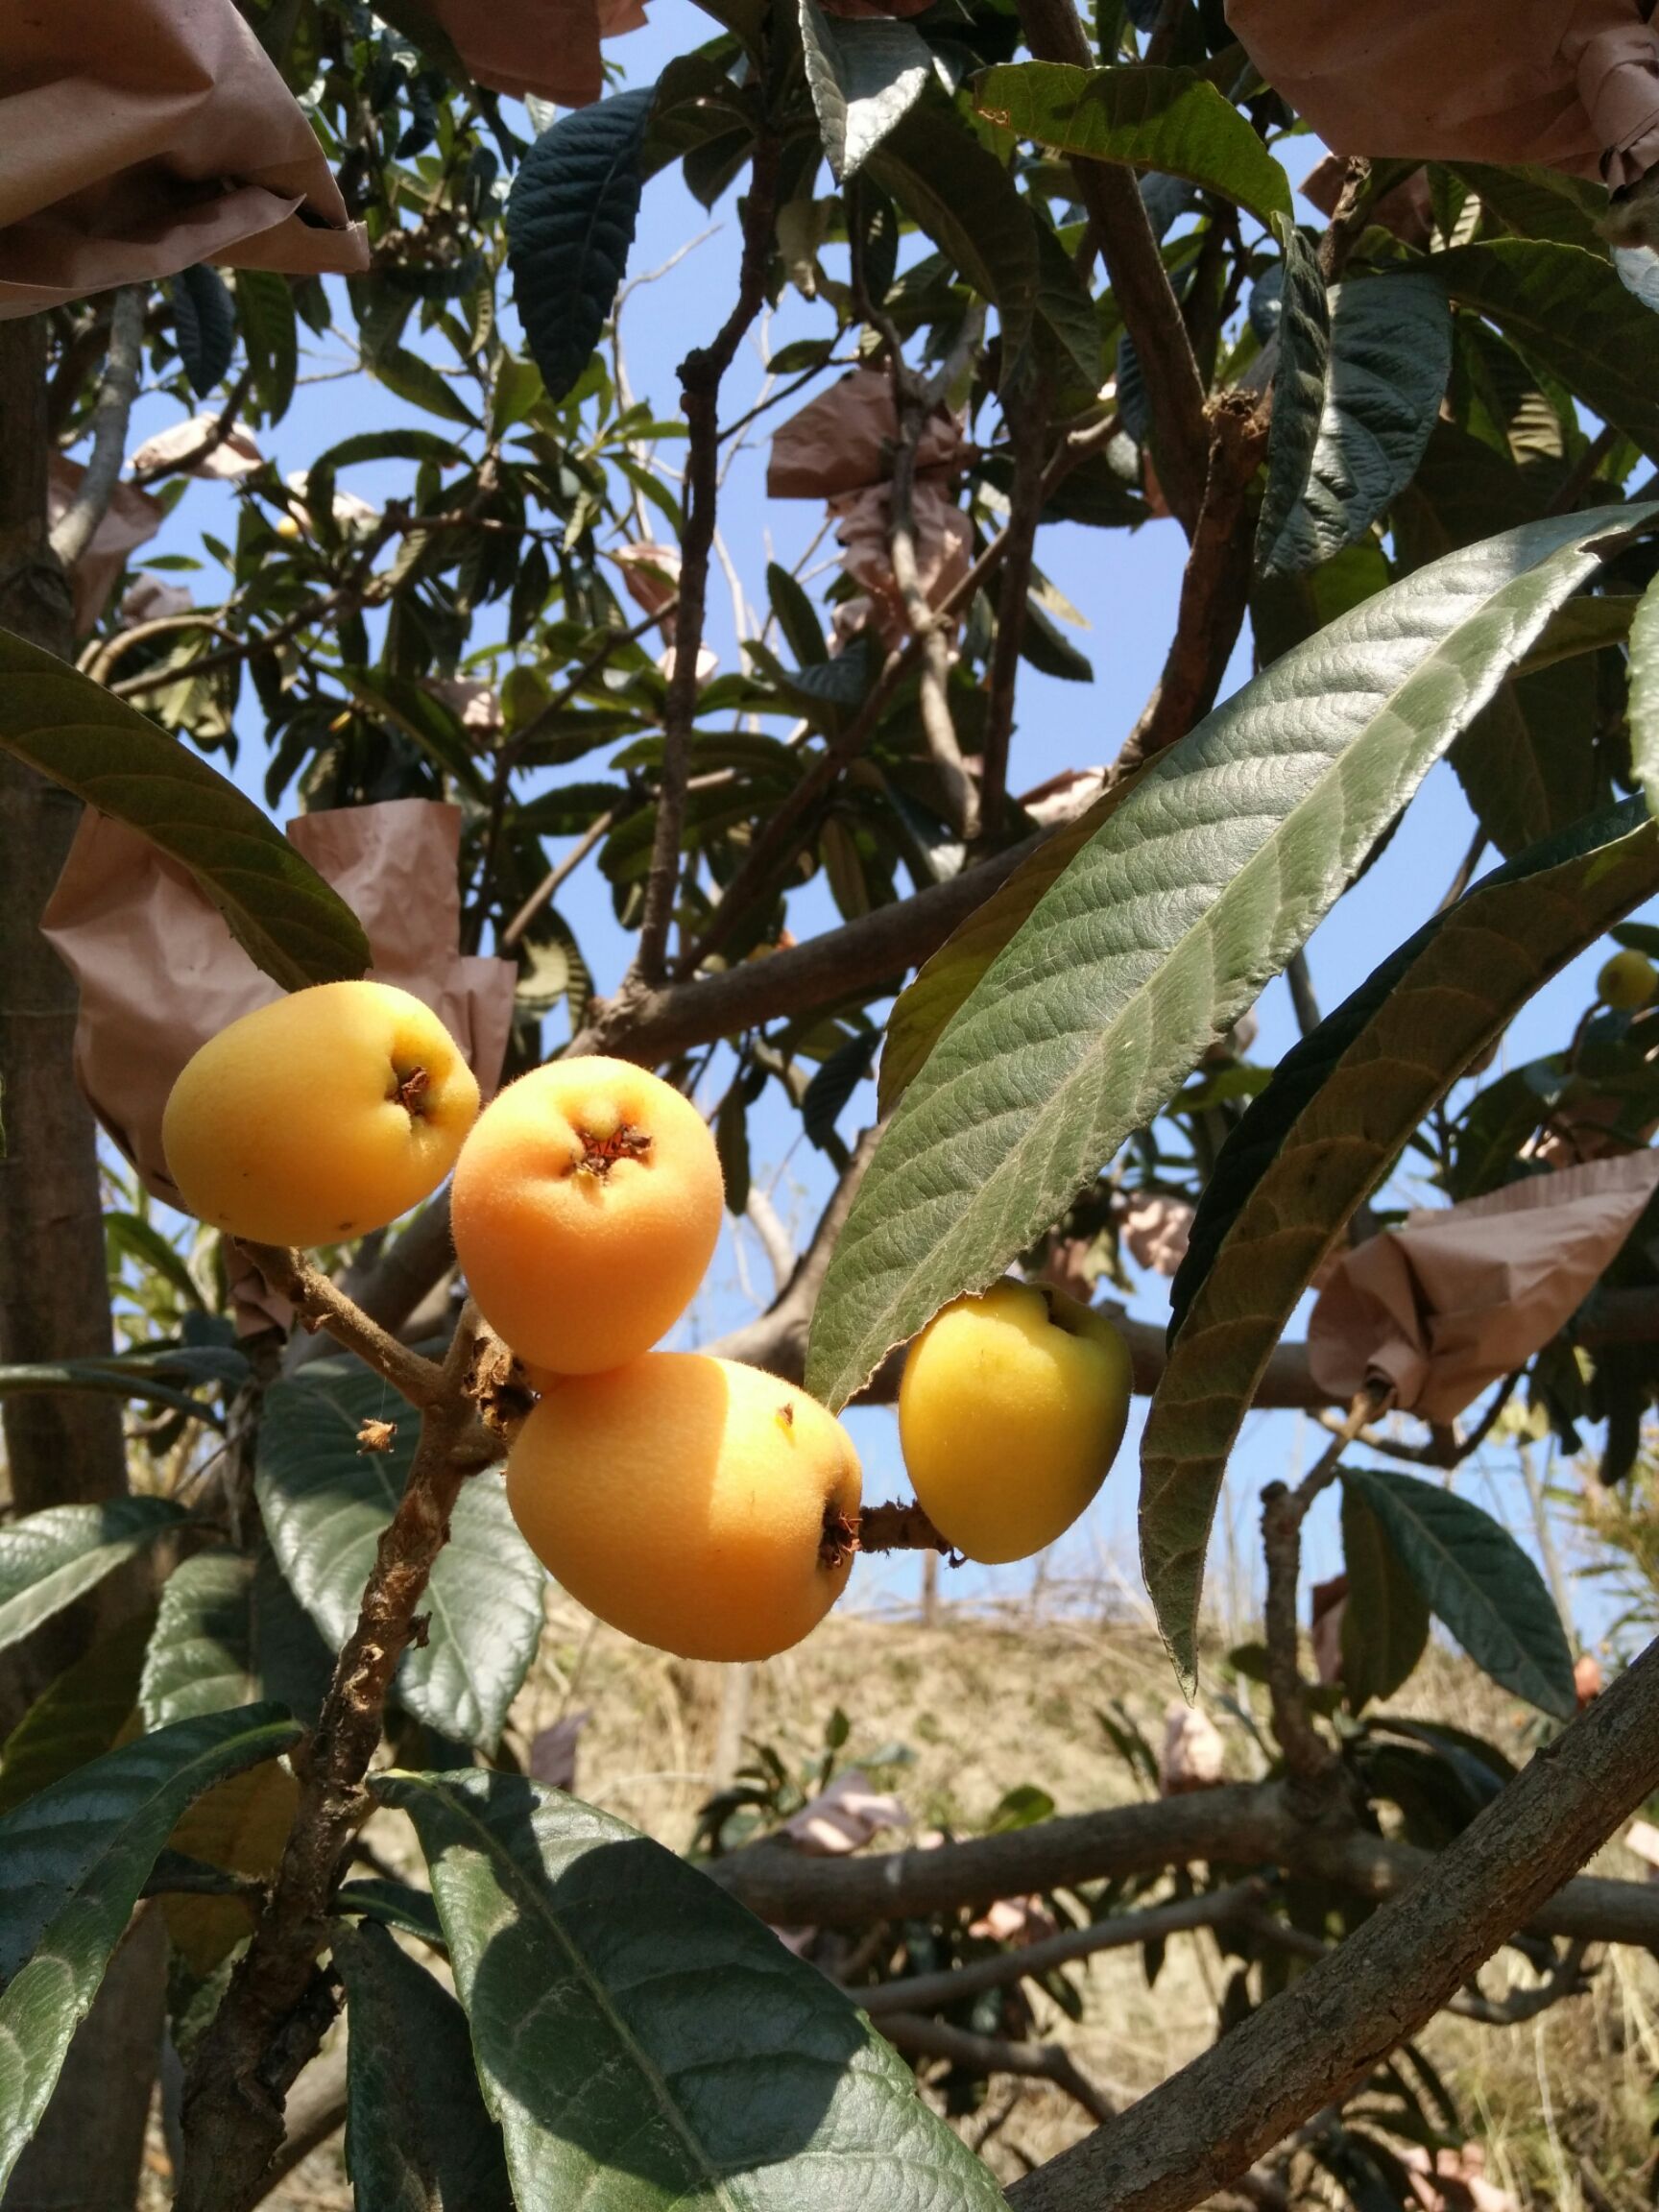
xmin=0 ymin=0 xmax=368 ymax=318
xmin=426 ymin=0 xmax=647 ymax=108
xmin=48 ymin=456 xmax=162 ymax=634
xmin=1226 ymin=0 xmax=1659 ymax=187
xmin=767 ymin=368 xmax=965 ymax=499
xmin=1308 ymin=1150 xmax=1659 ymax=1424
xmin=129 ymin=414 xmax=266 ymax=482
xmin=781 ymin=1770 xmax=909 ymax=1856
xmin=40 ymin=797 xmax=516 ymax=1216
xmin=829 ymin=480 xmax=974 ymax=649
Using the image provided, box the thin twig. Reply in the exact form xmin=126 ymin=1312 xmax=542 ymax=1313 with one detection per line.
xmin=860 ymin=1883 xmax=1265 ymax=2017
xmin=233 ymin=1244 xmax=445 ymax=1410
xmin=881 ymin=2011 xmax=1119 ymax=2126
xmin=630 ymin=133 xmax=781 ymax=989
xmin=51 ymin=288 xmax=146 ymax=569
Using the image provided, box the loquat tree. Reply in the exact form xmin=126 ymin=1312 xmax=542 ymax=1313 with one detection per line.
xmin=10 ymin=3 xmax=1659 ymax=2210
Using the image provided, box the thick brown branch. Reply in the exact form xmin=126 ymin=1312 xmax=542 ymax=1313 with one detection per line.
xmin=1014 ymin=0 xmax=1208 ymax=532
xmin=631 ymin=134 xmax=781 ymax=987
xmin=177 ymin=1312 xmax=491 ymax=2212
xmin=1117 ymin=395 xmax=1266 ymax=772
xmin=1007 ymin=1633 xmax=1659 ymax=2212
xmin=707 ymin=1773 xmax=1659 ymax=1949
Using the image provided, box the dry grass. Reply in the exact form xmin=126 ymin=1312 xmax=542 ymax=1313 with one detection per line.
xmin=230 ymin=1589 xmax=1659 ymax=2207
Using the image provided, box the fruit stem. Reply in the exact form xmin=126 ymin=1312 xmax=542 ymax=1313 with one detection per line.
xmin=837 ymin=1497 xmax=955 ymax=1561
xmin=392 ymin=1064 xmax=430 ymax=1115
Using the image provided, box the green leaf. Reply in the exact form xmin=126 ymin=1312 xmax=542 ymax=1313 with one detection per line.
xmin=375 ymin=1767 xmax=1008 ymax=2211
xmin=508 ymin=88 xmax=655 ymax=405
xmin=1431 ymin=240 xmax=1659 ymax=461
xmin=0 ymin=1499 xmax=188 ymax=1657
xmin=140 ymin=1548 xmax=333 ymax=1732
xmin=336 ymin=1875 xmax=446 ymax=1946
xmin=1141 ymin=797 xmax=1659 ymax=1676
xmin=878 ymin=784 xmax=1129 ymax=1115
xmin=1260 ymin=271 xmax=1451 ymax=576
xmin=715 ymin=1080 xmax=752 ymax=1214
xmin=0 ymin=630 xmax=370 ymax=991
xmin=1445 ymin=163 xmax=1607 ymax=252
xmin=1450 ymin=653 xmax=1601 ymax=858
xmin=869 ymin=94 xmax=1039 ymax=367
xmin=369 ymin=345 xmax=481 ymax=429
xmin=1516 ymin=592 xmax=1636 ymax=676
xmin=767 ymin=560 xmax=828 ymax=666
xmin=172 ymin=265 xmax=236 ymax=397
xmin=1019 ymin=595 xmax=1094 ymax=681
xmin=0 ymin=1358 xmax=223 ymax=1426
xmin=1630 ymin=569 xmax=1659 ymax=822
xmin=1031 ymin=213 xmax=1106 ymax=391
xmin=801 ymin=0 xmax=932 ymax=180
xmin=974 ymin=60 xmax=1293 ymax=231
xmin=0 ymin=1705 xmax=300 ymax=2191
xmin=1342 ymin=1468 xmax=1575 ymax=1719
xmin=336 ymin=1921 xmax=514 ymax=2212
xmin=807 ymin=502 xmax=1656 ymax=1415
xmin=235 ymin=269 xmax=298 ymax=422
xmin=0 ymin=1610 xmax=156 ymax=1818
xmin=255 ymin=1364 xmax=541 ymax=1749
xmin=1340 ymin=1486 xmax=1430 ymax=1712
xmin=1255 ymin=222 xmax=1329 ymax=570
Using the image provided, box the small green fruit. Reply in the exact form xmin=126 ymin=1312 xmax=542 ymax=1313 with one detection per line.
xmin=898 ymin=1278 xmax=1133 ymax=1565
xmin=1598 ymin=950 xmax=1657 ymax=1012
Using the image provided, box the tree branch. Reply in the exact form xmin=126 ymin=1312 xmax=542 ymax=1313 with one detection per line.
xmin=1116 ymin=394 xmax=1266 ymax=772
xmin=630 ymin=134 xmax=781 ymax=988
xmin=881 ymin=2011 xmax=1119 ymax=2126
xmin=235 ymin=1243 xmax=445 ymax=1409
xmin=859 ymin=1883 xmax=1265 ymax=2018
xmin=1006 ymin=1632 xmax=1659 ymax=2212
xmin=177 ymin=1310 xmax=493 ymax=2212
xmin=50 ymin=287 xmax=146 ymax=571
xmin=1013 ymin=0 xmax=1208 ymax=533
xmin=707 ymin=1771 xmax=1659 ymax=1949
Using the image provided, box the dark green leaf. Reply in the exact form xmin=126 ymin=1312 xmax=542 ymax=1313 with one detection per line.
xmin=767 ymin=560 xmax=828 ymax=666
xmin=1431 ymin=240 xmax=1659 ymax=461
xmin=0 ymin=629 xmax=370 ymax=991
xmin=1340 ymin=1486 xmax=1430 ymax=1711
xmin=0 ymin=1499 xmax=188 ymax=1656
xmin=801 ymin=0 xmax=931 ymax=180
xmin=336 ymin=1876 xmax=446 ymax=1946
xmin=1446 ymin=163 xmax=1607 ymax=252
xmin=0 ymin=1610 xmax=155 ymax=1817
xmin=715 ymin=1081 xmax=752 ymax=1214
xmin=1142 ymin=797 xmax=1659 ymax=1675
xmin=1629 ymin=567 xmax=1659 ymax=820
xmin=1255 ymin=221 xmax=1329 ymax=569
xmin=336 ymin=1921 xmax=514 ymax=2211
xmin=140 ymin=1548 xmax=333 ymax=1731
xmin=0 ymin=1705 xmax=300 ymax=2190
xmin=235 ymin=269 xmax=298 ymax=422
xmin=1451 ymin=654 xmax=1601 ymax=858
xmin=508 ymin=89 xmax=655 ymax=404
xmin=1032 ymin=214 xmax=1106 ymax=391
xmin=1260 ymin=271 xmax=1451 ymax=576
xmin=1343 ymin=1467 xmax=1575 ymax=1719
xmin=0 ymin=1358 xmax=223 ymax=1426
xmin=974 ymin=60 xmax=1293 ymax=230
xmin=172 ymin=265 xmax=236 ymax=397
xmin=869 ymin=95 xmax=1039 ymax=367
xmin=805 ymin=1028 xmax=879 ymax=1148
xmin=1019 ymin=595 xmax=1094 ymax=681
xmin=256 ymin=1364 xmax=541 ymax=1748
xmin=809 ymin=504 xmax=1656 ymax=1416
xmin=376 ymin=1768 xmax=1008 ymax=2210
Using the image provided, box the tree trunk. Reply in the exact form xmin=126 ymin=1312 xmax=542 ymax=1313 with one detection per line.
xmin=0 ymin=315 xmax=126 ymax=1520
xmin=0 ymin=312 xmax=156 ymax=2212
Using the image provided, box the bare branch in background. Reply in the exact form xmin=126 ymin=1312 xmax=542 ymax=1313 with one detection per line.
xmin=881 ymin=2011 xmax=1120 ymax=2127
xmin=50 ymin=286 xmax=146 ymax=570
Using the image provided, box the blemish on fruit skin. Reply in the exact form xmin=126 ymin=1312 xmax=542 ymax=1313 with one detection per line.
xmin=776 ymin=1402 xmax=795 ymax=1432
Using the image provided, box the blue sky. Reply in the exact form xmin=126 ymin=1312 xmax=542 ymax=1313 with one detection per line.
xmin=106 ymin=4 xmax=1647 ymax=1663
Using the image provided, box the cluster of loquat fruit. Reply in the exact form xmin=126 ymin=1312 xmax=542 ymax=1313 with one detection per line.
xmin=161 ymin=980 xmax=1133 ymax=1662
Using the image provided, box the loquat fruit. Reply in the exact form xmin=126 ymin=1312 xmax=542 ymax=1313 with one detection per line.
xmin=451 ymin=1057 xmax=722 ymax=1373
xmin=898 ymin=1278 xmax=1132 ymax=1564
xmin=508 ymin=1354 xmax=862 ymax=1661
xmin=1598 ymin=949 xmax=1657 ymax=1012
xmin=161 ymin=980 xmax=478 ymax=1248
